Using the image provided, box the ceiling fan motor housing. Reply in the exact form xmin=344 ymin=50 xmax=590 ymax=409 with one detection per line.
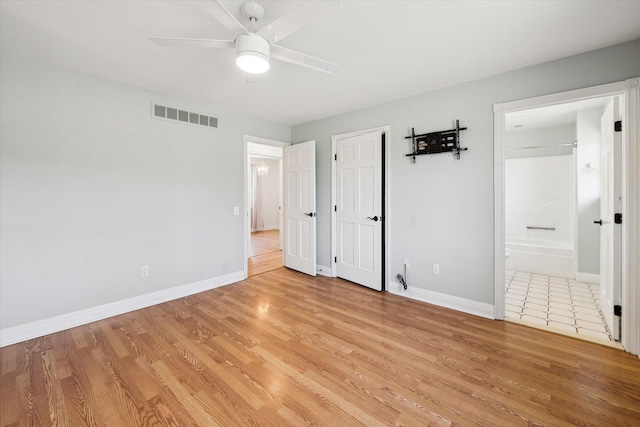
xmin=235 ymin=33 xmax=270 ymax=73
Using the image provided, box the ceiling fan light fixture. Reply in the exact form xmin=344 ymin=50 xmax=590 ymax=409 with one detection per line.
xmin=235 ymin=33 xmax=270 ymax=74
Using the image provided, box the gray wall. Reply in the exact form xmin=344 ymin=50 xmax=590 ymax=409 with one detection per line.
xmin=2 ymin=39 xmax=638 ymax=330
xmin=291 ymin=39 xmax=640 ymax=305
xmin=0 ymin=54 xmax=290 ymax=328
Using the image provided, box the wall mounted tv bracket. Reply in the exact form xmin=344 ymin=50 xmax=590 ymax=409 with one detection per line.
xmin=405 ymin=119 xmax=467 ymax=163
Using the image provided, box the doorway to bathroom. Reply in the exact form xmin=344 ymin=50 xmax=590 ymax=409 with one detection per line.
xmin=494 ymin=78 xmax=640 ymax=354
xmin=504 ymin=96 xmax=618 ymax=345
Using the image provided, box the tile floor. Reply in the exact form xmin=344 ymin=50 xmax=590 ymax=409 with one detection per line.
xmin=505 ymin=270 xmax=613 ymax=342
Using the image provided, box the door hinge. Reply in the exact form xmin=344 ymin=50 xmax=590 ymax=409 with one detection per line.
xmin=334 ymin=154 xmax=337 ymax=161
xmin=615 ymin=213 xmax=622 ymax=224
xmin=614 ymin=120 xmax=622 ymax=132
xmin=334 ymin=256 xmax=337 ymax=263
xmin=614 ymin=305 xmax=622 ymax=316
xmin=334 ymin=205 xmax=337 ymax=212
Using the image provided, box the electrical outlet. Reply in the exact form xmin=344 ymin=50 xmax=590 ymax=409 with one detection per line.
xmin=141 ymin=266 xmax=149 ymax=277
xmin=432 ymin=264 xmax=440 ymax=275
xmin=403 ymin=258 xmax=410 ymax=269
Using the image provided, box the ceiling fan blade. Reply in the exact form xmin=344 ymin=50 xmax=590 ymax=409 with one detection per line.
xmin=271 ymin=45 xmax=338 ymax=74
xmin=257 ymin=1 xmax=340 ymax=43
xmin=206 ymin=0 xmax=249 ymax=34
xmin=149 ymin=37 xmax=234 ymax=49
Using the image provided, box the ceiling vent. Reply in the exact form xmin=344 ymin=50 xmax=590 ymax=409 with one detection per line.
xmin=152 ymin=102 xmax=218 ymax=128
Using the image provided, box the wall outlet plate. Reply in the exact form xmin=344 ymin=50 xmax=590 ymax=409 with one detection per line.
xmin=432 ymin=264 xmax=440 ymax=275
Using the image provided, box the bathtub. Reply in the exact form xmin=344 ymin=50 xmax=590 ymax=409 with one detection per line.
xmin=505 ymin=238 xmax=575 ymax=279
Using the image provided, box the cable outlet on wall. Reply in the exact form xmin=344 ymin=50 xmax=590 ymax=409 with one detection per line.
xmin=403 ymin=258 xmax=410 ymax=269
xmin=432 ymin=264 xmax=440 ymax=275
xmin=141 ymin=266 xmax=149 ymax=277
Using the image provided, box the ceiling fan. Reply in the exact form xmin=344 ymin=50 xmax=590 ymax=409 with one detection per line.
xmin=149 ymin=1 xmax=339 ymax=75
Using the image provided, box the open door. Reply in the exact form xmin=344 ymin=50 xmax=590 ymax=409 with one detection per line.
xmin=335 ymin=130 xmax=383 ymax=291
xmin=283 ymin=140 xmax=316 ymax=276
xmin=598 ymin=98 xmax=622 ymax=340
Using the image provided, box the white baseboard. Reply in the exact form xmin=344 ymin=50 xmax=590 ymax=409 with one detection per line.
xmin=387 ymin=280 xmax=495 ymax=319
xmin=316 ymin=265 xmax=333 ymax=277
xmin=0 ymin=271 xmax=244 ymax=348
xmin=576 ymin=272 xmax=600 ymax=284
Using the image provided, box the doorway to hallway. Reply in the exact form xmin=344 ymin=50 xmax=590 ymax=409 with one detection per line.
xmin=244 ymin=136 xmax=288 ymax=278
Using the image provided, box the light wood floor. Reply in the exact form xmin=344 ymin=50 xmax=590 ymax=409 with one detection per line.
xmin=1 ymin=268 xmax=639 ymax=426
xmin=250 ymin=229 xmax=280 ymax=257
xmin=249 ymin=229 xmax=282 ymax=276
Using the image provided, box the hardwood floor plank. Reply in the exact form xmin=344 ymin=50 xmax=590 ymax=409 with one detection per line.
xmin=210 ymin=335 xmax=254 ymax=365
xmin=248 ymin=252 xmax=283 ymax=276
xmin=2 ymin=268 xmax=640 ymax=426
xmin=0 ymin=372 xmax=18 ymax=426
xmin=252 ymin=362 xmax=340 ymax=427
xmin=151 ymin=360 xmax=219 ymax=426
xmin=294 ymin=370 xmax=387 ymax=427
xmin=250 ymin=230 xmax=280 ymax=256
xmin=249 ymin=229 xmax=283 ymax=276
xmin=0 ymin=345 xmax=16 ymax=376
xmin=40 ymin=348 xmax=70 ymax=426
xmin=191 ymin=390 xmax=244 ymax=426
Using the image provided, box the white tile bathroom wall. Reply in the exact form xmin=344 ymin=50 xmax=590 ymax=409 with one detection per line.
xmin=505 ymin=155 xmax=575 ymax=247
xmin=505 ymin=270 xmax=612 ymax=342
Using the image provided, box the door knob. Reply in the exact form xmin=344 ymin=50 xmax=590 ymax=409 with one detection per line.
xmin=594 ymin=219 xmax=603 ymax=225
xmin=367 ymin=216 xmax=379 ymax=222
xmin=304 ymin=212 xmax=316 ymax=217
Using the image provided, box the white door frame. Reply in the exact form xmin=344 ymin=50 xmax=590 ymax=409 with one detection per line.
xmin=243 ymin=135 xmax=289 ymax=279
xmin=493 ymin=77 xmax=640 ymax=355
xmin=331 ymin=125 xmax=391 ymax=289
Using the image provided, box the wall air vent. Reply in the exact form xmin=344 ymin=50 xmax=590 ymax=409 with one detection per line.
xmin=152 ymin=102 xmax=218 ymax=129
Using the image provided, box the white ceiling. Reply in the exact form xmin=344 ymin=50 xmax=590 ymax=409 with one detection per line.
xmin=2 ymin=1 xmax=639 ymax=126
xmin=505 ymin=96 xmax=613 ymax=132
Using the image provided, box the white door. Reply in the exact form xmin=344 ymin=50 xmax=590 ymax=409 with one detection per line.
xmin=336 ymin=130 xmax=383 ymax=291
xmin=599 ymin=98 xmax=621 ymax=340
xmin=283 ymin=141 xmax=316 ymax=276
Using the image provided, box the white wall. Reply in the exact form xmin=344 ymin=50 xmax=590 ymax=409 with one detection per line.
xmin=505 ymin=125 xmax=575 ymax=159
xmin=504 ymin=125 xmax=576 ymax=248
xmin=576 ymin=107 xmax=604 ymax=275
xmin=505 ymin=155 xmax=575 ymax=247
xmin=0 ymin=53 xmax=290 ymax=329
xmin=291 ymin=39 xmax=640 ymax=305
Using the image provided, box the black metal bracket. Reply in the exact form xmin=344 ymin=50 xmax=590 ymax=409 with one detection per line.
xmin=405 ymin=119 xmax=467 ymax=163
xmin=614 ymin=305 xmax=622 ymax=316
